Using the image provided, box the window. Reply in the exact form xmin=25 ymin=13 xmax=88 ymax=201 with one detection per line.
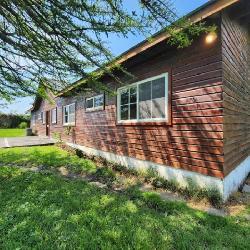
xmin=63 ymin=103 xmax=75 ymax=125
xmin=86 ymin=94 xmax=104 ymax=111
xmin=51 ymin=108 xmax=57 ymax=124
xmin=117 ymin=73 xmax=168 ymax=123
xmin=31 ymin=113 xmax=36 ymax=125
xmin=40 ymin=112 xmax=45 ymax=124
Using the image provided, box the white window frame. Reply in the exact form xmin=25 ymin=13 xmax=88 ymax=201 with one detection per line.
xmin=63 ymin=103 xmax=75 ymax=126
xmin=51 ymin=108 xmax=57 ymax=124
xmin=117 ymin=73 xmax=168 ymax=124
xmin=85 ymin=94 xmax=104 ymax=112
xmin=41 ymin=111 xmax=45 ymax=124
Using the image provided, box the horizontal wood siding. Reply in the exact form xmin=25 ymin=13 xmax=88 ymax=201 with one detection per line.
xmin=31 ymin=23 xmax=224 ymax=178
xmin=222 ymin=12 xmax=250 ymax=176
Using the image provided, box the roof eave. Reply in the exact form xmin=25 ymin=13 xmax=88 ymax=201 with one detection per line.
xmin=56 ymin=0 xmax=239 ymax=97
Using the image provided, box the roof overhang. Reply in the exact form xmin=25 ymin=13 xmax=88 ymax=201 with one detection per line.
xmin=56 ymin=0 xmax=239 ymax=97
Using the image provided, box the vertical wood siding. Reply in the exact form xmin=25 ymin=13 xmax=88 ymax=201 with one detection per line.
xmin=222 ymin=12 xmax=250 ymax=176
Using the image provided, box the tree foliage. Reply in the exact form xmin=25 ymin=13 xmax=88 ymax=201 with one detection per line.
xmin=0 ymin=0 xmax=212 ymax=100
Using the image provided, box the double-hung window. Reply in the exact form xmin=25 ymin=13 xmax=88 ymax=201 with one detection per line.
xmin=51 ymin=108 xmax=57 ymax=124
xmin=86 ymin=94 xmax=104 ymax=111
xmin=63 ymin=103 xmax=75 ymax=126
xmin=117 ymin=73 xmax=168 ymax=123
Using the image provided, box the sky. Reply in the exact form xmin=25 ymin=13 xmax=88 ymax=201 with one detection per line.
xmin=0 ymin=0 xmax=209 ymax=114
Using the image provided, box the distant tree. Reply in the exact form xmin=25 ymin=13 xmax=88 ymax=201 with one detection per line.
xmin=0 ymin=0 xmax=211 ymax=100
xmin=0 ymin=113 xmax=30 ymax=128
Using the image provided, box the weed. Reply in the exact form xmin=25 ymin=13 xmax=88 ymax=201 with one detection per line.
xmin=75 ymin=149 xmax=84 ymax=158
xmin=206 ymin=188 xmax=222 ymax=207
xmin=94 ymin=167 xmax=116 ymax=184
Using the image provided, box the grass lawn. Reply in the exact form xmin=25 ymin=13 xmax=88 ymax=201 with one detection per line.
xmin=0 ymin=128 xmax=25 ymax=137
xmin=0 ymin=146 xmax=249 ymax=249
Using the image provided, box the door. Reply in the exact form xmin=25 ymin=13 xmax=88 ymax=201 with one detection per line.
xmin=46 ymin=110 xmax=50 ymax=137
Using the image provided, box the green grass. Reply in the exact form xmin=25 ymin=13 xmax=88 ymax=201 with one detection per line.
xmin=0 ymin=128 xmax=25 ymax=137
xmin=0 ymin=146 xmax=249 ymax=249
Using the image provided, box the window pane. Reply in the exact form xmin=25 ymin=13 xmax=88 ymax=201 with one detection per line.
xmin=152 ymin=77 xmax=165 ymax=118
xmin=53 ymin=109 xmax=57 ymax=123
xmin=139 ymin=81 xmax=151 ymax=119
xmin=64 ymin=107 xmax=68 ymax=124
xmin=139 ymin=81 xmax=151 ymax=101
xmin=152 ymin=98 xmax=165 ymax=118
xmin=86 ymin=98 xmax=94 ymax=109
xmin=152 ymin=77 xmax=165 ymax=99
xmin=52 ymin=109 xmax=54 ymax=123
xmin=64 ymin=115 xmax=68 ymax=124
xmin=120 ymin=105 xmax=129 ymax=120
xmin=69 ymin=114 xmax=75 ymax=123
xmin=64 ymin=107 xmax=68 ymax=116
xmin=130 ymin=87 xmax=137 ymax=103
xmin=120 ymin=89 xmax=129 ymax=105
xmin=130 ymin=103 xmax=137 ymax=119
xmin=94 ymin=95 xmax=104 ymax=107
xmin=139 ymin=100 xmax=151 ymax=119
xmin=69 ymin=104 xmax=75 ymax=114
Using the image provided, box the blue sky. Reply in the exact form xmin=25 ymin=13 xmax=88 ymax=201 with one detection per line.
xmin=1 ymin=0 xmax=208 ymax=114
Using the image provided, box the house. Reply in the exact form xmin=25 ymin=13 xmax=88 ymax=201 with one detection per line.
xmin=30 ymin=0 xmax=250 ymax=201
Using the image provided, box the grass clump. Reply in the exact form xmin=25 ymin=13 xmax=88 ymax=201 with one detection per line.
xmin=94 ymin=167 xmax=116 ymax=184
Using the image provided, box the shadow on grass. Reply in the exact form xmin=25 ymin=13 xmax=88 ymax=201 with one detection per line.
xmin=0 ymin=167 xmax=249 ymax=249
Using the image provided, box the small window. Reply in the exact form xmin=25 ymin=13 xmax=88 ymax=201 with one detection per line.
xmin=117 ymin=73 xmax=168 ymax=123
xmin=86 ymin=94 xmax=104 ymax=111
xmin=31 ymin=113 xmax=36 ymax=125
xmin=51 ymin=108 xmax=57 ymax=124
xmin=63 ymin=103 xmax=75 ymax=126
xmin=40 ymin=111 xmax=45 ymax=124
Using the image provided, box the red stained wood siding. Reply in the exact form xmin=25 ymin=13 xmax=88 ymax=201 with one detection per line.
xmin=222 ymin=10 xmax=250 ymax=176
xmin=31 ymin=19 xmax=225 ymax=178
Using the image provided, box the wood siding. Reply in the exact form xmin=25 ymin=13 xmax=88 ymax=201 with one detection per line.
xmin=31 ymin=20 xmax=224 ymax=178
xmin=222 ymin=11 xmax=250 ymax=176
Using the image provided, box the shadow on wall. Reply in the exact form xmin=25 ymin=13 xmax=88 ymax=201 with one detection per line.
xmin=75 ymin=82 xmax=224 ymax=182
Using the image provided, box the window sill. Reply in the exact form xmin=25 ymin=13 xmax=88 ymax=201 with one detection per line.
xmin=85 ymin=107 xmax=104 ymax=112
xmin=63 ymin=123 xmax=75 ymax=127
xmin=116 ymin=120 xmax=171 ymax=126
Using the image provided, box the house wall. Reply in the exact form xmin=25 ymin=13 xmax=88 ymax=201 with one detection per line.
xmin=31 ymin=29 xmax=224 ymax=179
xmin=222 ymin=12 xmax=250 ymax=176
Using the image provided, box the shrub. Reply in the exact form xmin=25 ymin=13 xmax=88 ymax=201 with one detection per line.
xmin=18 ymin=121 xmax=28 ymax=129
